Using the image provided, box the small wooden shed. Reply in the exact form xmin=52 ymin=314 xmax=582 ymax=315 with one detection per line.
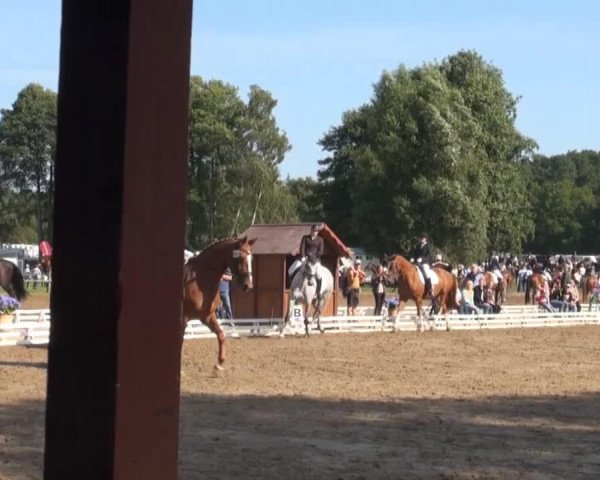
xmin=230 ymin=223 xmax=352 ymax=318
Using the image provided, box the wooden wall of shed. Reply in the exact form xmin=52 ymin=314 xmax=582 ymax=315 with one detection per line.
xmin=231 ymin=254 xmax=286 ymax=319
xmin=231 ymin=250 xmax=344 ymax=319
xmin=255 ymin=255 xmax=285 ymax=318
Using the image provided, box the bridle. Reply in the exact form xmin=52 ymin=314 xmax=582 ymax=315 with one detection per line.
xmin=231 ymin=247 xmax=253 ymax=280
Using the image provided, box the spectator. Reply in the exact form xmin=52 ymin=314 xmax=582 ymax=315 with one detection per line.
xmin=32 ymin=264 xmax=42 ymax=288
xmin=549 ymin=281 xmax=568 ymax=312
xmin=472 ymin=268 xmax=493 ymax=314
xmin=563 ymin=283 xmax=580 ymax=312
xmin=218 ymin=267 xmax=233 ymax=324
xmin=371 ymin=264 xmax=387 ymax=316
xmin=482 ymin=285 xmax=501 ymax=314
xmin=459 ymin=280 xmax=482 ymax=315
xmin=346 ymin=260 xmax=365 ymax=315
xmin=535 ymin=281 xmax=556 ymax=312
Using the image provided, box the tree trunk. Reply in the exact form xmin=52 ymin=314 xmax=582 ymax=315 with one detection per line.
xmin=251 ymin=182 xmax=263 ymax=226
xmin=36 ymin=175 xmax=43 ymax=242
xmin=208 ymin=155 xmax=216 ymax=242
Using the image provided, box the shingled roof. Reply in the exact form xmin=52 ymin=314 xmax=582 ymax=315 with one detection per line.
xmin=239 ymin=223 xmax=352 ymax=257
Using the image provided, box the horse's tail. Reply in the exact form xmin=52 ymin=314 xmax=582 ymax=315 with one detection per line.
xmin=583 ymin=277 xmax=592 ymax=303
xmin=447 ymin=273 xmax=459 ymax=311
xmin=11 ymin=265 xmax=28 ymax=302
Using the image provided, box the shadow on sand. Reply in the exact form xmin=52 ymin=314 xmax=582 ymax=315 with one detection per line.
xmin=1 ymin=357 xmax=599 ymax=480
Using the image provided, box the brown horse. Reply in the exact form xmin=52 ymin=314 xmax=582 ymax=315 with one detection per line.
xmin=183 ymin=236 xmax=256 ymax=369
xmin=480 ymin=271 xmax=506 ymax=306
xmin=502 ymin=268 xmax=514 ymax=291
xmin=582 ymin=276 xmax=598 ymax=302
xmin=385 ymin=255 xmax=458 ymax=330
xmin=0 ymin=258 xmax=28 ymax=301
xmin=524 ymin=272 xmax=554 ymax=304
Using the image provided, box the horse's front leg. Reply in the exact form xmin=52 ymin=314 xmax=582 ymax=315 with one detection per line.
xmin=415 ymin=299 xmax=425 ymax=332
xmin=280 ymin=301 xmax=291 ymax=338
xmin=393 ymin=299 xmax=406 ymax=332
xmin=315 ymin=303 xmax=324 ymax=333
xmin=304 ymin=312 xmax=311 ymax=337
xmin=205 ymin=312 xmax=226 ymax=369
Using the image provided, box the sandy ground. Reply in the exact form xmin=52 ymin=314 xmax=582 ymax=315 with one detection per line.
xmin=1 ymin=326 xmax=600 ymax=479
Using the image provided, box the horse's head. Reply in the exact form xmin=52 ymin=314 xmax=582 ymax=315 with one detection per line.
xmin=383 ymin=254 xmax=400 ymax=286
xmin=303 ymin=258 xmax=318 ymax=278
xmin=231 ymin=236 xmax=257 ymax=292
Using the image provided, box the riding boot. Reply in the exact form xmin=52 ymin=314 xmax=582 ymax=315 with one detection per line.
xmin=425 ymin=278 xmax=433 ymax=299
xmin=315 ymin=277 xmax=322 ymax=300
xmin=426 ymin=278 xmax=438 ymax=314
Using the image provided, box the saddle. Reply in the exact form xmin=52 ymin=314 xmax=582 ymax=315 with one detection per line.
xmin=414 ymin=264 xmax=440 ymax=285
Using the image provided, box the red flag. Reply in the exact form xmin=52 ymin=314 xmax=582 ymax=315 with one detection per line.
xmin=40 ymin=241 xmax=53 ymax=258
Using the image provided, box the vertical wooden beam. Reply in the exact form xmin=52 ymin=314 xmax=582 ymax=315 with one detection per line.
xmin=44 ymin=1 xmax=193 ymax=479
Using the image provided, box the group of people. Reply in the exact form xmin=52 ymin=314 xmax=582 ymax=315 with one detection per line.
xmin=535 ymin=278 xmax=581 ymax=312
xmin=457 ymin=265 xmax=502 ymax=315
xmin=205 ymin=224 xmax=599 ymax=321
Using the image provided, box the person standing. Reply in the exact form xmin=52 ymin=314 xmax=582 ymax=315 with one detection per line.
xmin=371 ymin=264 xmax=387 ymax=316
xmin=218 ymin=267 xmax=233 ymax=322
xmin=346 ymin=260 xmax=365 ymax=315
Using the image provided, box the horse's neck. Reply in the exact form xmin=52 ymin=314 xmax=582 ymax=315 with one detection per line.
xmin=194 ymin=244 xmax=231 ymax=283
xmin=396 ymin=256 xmax=414 ymax=272
xmin=394 ymin=257 xmax=419 ymax=288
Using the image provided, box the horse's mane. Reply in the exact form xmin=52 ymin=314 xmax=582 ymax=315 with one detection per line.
xmin=187 ymin=237 xmax=236 ymax=263
xmin=183 ymin=237 xmax=237 ymax=284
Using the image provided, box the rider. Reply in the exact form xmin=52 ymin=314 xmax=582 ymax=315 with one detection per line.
xmin=488 ymin=254 xmax=501 ymax=272
xmin=299 ymin=223 xmax=325 ymax=299
xmin=432 ymin=253 xmax=450 ymax=271
xmin=410 ymin=235 xmax=434 ymax=302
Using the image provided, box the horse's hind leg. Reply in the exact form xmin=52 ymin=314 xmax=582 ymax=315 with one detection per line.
xmin=280 ymin=302 xmax=291 ymax=338
xmin=304 ymin=314 xmax=310 ymax=336
xmin=205 ymin=313 xmax=226 ymax=369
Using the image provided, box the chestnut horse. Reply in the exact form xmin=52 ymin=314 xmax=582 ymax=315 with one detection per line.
xmin=502 ymin=268 xmax=514 ymax=291
xmin=582 ymin=276 xmax=598 ymax=302
xmin=385 ymin=255 xmax=458 ymax=330
xmin=183 ymin=236 xmax=256 ymax=369
xmin=524 ymin=272 xmax=555 ymax=304
xmin=0 ymin=258 xmax=28 ymax=301
xmin=480 ymin=271 xmax=506 ymax=306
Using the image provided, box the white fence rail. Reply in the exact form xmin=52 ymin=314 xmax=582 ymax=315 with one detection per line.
xmin=2 ymin=306 xmax=600 ymax=347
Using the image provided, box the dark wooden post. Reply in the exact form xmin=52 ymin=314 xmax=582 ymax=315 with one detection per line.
xmin=44 ymin=1 xmax=193 ymax=479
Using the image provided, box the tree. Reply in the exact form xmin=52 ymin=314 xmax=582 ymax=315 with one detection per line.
xmin=525 ymin=150 xmax=600 ymax=253
xmin=318 ymin=50 xmax=535 ymax=261
xmin=285 ymin=176 xmax=323 ymax=223
xmin=187 ymin=77 xmax=295 ymax=248
xmin=0 ymin=83 xmax=57 ymax=242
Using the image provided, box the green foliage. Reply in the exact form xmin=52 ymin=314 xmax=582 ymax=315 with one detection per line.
xmin=285 ymin=176 xmax=324 ymax=223
xmin=525 ymin=150 xmax=600 ymax=253
xmin=187 ymin=77 xmax=296 ymax=248
xmin=318 ymin=50 xmax=535 ymax=262
xmin=0 ymin=83 xmax=57 ymax=242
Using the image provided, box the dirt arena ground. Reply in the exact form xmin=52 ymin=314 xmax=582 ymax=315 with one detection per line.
xmin=2 ymin=325 xmax=600 ymax=479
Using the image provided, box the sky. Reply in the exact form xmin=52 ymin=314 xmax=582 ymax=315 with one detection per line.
xmin=1 ymin=0 xmax=599 ymax=178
